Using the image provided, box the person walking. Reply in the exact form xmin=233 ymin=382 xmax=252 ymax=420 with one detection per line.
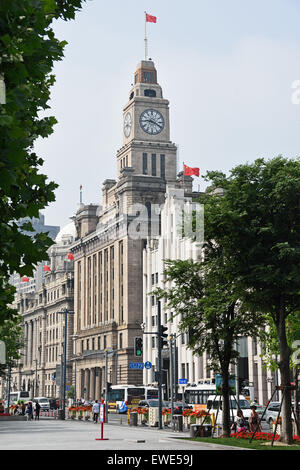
xmin=92 ymin=400 xmax=100 ymax=423
xmin=35 ymin=402 xmax=41 ymax=420
xmin=249 ymin=405 xmax=261 ymax=432
xmin=26 ymin=402 xmax=33 ymax=421
xmin=230 ymin=409 xmax=247 ymax=433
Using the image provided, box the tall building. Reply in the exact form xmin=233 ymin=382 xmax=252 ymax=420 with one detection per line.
xmin=70 ymin=59 xmax=192 ymax=400
xmin=6 ymin=223 xmax=75 ymax=399
xmin=143 ymin=187 xmax=278 ymax=405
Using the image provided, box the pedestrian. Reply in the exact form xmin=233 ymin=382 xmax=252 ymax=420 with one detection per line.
xmin=21 ymin=401 xmax=26 ymax=415
xmin=249 ymin=405 xmax=261 ymax=433
xmin=35 ymin=402 xmax=41 ymax=420
xmin=26 ymin=402 xmax=33 ymax=421
xmin=252 ymin=397 xmax=259 ymax=406
xmin=230 ymin=409 xmax=247 ymax=433
xmin=92 ymin=400 xmax=100 ymax=423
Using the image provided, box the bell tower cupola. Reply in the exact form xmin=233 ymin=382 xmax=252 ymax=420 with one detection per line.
xmin=117 ymin=60 xmax=177 ymax=183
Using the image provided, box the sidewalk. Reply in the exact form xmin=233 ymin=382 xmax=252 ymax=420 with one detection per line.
xmin=0 ymin=417 xmax=248 ymax=450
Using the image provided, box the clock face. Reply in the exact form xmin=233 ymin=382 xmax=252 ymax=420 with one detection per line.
xmin=124 ymin=112 xmax=132 ymax=138
xmin=139 ymin=109 xmax=164 ymax=135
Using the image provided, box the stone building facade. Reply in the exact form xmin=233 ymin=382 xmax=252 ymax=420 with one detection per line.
xmin=6 ymin=226 xmax=75 ymax=399
xmin=70 ymin=59 xmax=187 ymax=400
xmin=142 ymin=187 xmax=279 ymax=405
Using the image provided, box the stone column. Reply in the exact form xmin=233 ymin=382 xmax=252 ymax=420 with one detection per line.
xmin=28 ymin=321 xmax=33 ymax=367
xmin=84 ymin=368 xmax=90 ymax=400
xmin=24 ymin=323 xmax=28 ymax=365
xmin=79 ymin=369 xmax=84 ymax=399
xmin=95 ymin=368 xmax=101 ymax=401
xmin=90 ymin=368 xmax=95 ymax=401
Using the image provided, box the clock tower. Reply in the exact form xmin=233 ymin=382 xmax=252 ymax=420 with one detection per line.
xmin=117 ymin=60 xmax=177 ymax=182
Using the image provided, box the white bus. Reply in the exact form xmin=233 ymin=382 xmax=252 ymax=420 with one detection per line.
xmin=107 ymin=385 xmax=158 ymax=413
xmin=6 ymin=390 xmax=30 ymax=406
xmin=184 ymin=379 xmax=217 ymax=411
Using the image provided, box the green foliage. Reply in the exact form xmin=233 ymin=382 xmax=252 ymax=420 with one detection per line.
xmin=199 ymin=156 xmax=300 ymax=443
xmin=0 ymin=0 xmax=86 ymax=325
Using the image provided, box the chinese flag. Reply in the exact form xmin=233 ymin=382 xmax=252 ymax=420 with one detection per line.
xmin=67 ymin=253 xmax=74 ymax=261
xmin=44 ymin=265 xmax=51 ymax=272
xmin=146 ymin=13 xmax=157 ymax=23
xmin=184 ymin=165 xmax=200 ymax=177
xmin=21 ymin=276 xmax=29 ymax=282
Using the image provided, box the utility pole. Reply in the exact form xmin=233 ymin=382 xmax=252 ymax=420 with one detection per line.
xmin=105 ymin=349 xmax=108 ymax=423
xmin=235 ymin=339 xmax=240 ymax=408
xmin=169 ymin=334 xmax=174 ymax=422
xmin=58 ymin=308 xmax=74 ymax=419
xmin=157 ymin=301 xmax=163 ymax=430
xmin=6 ymin=362 xmax=11 ymax=412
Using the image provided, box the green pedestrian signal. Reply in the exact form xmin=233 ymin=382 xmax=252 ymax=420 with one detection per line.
xmin=134 ymin=337 xmax=143 ymax=357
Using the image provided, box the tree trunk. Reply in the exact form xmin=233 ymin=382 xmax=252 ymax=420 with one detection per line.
xmin=276 ymin=314 xmax=293 ymax=444
xmin=221 ymin=367 xmax=231 ymax=438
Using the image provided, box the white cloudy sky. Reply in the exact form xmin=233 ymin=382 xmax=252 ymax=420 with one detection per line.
xmin=35 ymin=0 xmax=300 ymax=229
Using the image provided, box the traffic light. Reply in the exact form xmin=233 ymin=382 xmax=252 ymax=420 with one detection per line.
xmin=134 ymin=337 xmax=143 ymax=357
xmin=159 ymin=325 xmax=168 ymax=349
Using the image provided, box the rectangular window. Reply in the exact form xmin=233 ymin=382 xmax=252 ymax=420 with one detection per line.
xmin=143 ymin=153 xmax=147 ymax=174
xmin=151 ymin=154 xmax=156 ymax=176
xmin=160 ymin=154 xmax=165 ymax=179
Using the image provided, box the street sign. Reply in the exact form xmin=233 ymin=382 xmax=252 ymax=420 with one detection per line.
xmin=129 ymin=362 xmax=144 ymax=370
xmin=179 ymin=378 xmax=187 ymax=385
xmin=144 ymin=361 xmax=152 ymax=370
xmin=100 ymin=403 xmax=105 ymax=423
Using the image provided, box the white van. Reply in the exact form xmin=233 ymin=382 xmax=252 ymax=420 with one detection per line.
xmin=206 ymin=394 xmax=252 ymax=425
xmin=33 ymin=397 xmax=50 ymax=411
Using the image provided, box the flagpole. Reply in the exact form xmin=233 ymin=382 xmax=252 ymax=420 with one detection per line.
xmin=183 ymin=161 xmax=185 ymax=194
xmin=144 ymin=11 xmax=147 ymax=60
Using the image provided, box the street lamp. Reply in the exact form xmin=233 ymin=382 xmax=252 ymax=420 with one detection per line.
xmin=58 ymin=308 xmax=74 ymax=419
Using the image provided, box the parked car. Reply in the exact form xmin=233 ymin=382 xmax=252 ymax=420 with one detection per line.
xmin=264 ymin=402 xmax=281 ymax=426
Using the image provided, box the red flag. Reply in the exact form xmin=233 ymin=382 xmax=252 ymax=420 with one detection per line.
xmin=21 ymin=276 xmax=29 ymax=282
xmin=67 ymin=253 xmax=74 ymax=261
xmin=44 ymin=265 xmax=51 ymax=272
xmin=146 ymin=13 xmax=157 ymax=23
xmin=184 ymin=165 xmax=200 ymax=177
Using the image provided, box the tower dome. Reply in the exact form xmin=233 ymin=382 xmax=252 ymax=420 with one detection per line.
xmin=55 ymin=221 xmax=76 ymax=244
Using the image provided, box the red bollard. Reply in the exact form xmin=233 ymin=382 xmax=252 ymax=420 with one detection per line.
xmin=95 ymin=399 xmax=109 ymax=441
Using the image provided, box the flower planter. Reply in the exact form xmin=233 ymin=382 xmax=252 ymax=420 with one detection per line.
xmin=183 ymin=416 xmax=190 ymax=428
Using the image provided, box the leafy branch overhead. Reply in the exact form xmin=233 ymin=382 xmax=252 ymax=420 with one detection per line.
xmin=0 ymin=0 xmax=85 ymax=325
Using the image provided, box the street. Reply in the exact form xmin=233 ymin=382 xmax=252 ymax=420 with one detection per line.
xmin=0 ymin=417 xmax=249 ymax=451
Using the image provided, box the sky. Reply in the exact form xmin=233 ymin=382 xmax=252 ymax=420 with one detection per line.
xmin=35 ymin=0 xmax=300 ymax=230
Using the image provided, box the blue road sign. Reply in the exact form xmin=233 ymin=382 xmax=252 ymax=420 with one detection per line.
xmin=144 ymin=361 xmax=152 ymax=370
xmin=179 ymin=378 xmax=187 ymax=385
xmin=129 ymin=362 xmax=144 ymax=370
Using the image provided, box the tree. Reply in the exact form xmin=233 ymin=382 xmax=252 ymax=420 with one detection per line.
xmin=0 ymin=313 xmax=24 ymax=381
xmin=201 ymin=156 xmax=300 ymax=444
xmin=154 ymin=258 xmax=264 ymax=437
xmin=0 ymin=0 xmax=86 ymax=326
